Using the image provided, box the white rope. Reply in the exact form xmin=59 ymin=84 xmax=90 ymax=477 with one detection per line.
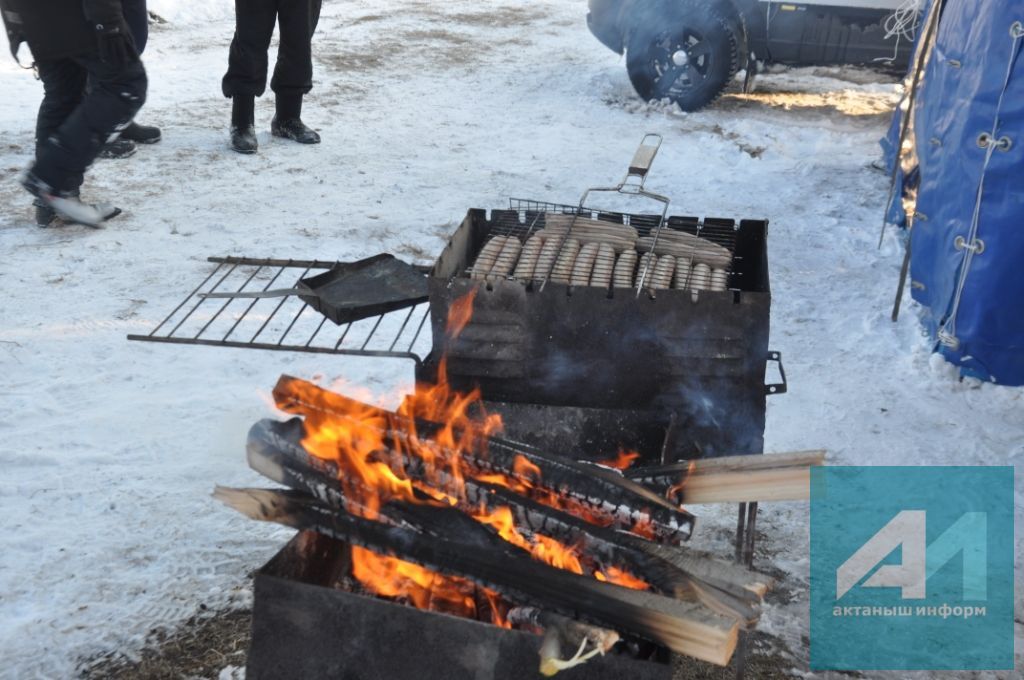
xmin=936 ymin=24 xmax=1023 ymax=351
xmin=875 ymin=0 xmax=926 ymax=63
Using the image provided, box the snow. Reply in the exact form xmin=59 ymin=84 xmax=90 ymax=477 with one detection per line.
xmin=0 ymin=1 xmax=1020 ymax=677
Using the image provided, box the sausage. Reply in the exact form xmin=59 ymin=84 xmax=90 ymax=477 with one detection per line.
xmin=650 ymin=254 xmax=676 ymax=290
xmin=690 ymin=263 xmax=711 ymax=291
xmin=512 ymin=234 xmax=544 ymax=281
xmin=710 ymin=268 xmax=729 ymax=291
xmin=471 ymin=236 xmax=508 ymax=280
xmin=673 ymin=259 xmax=691 ymax=289
xmin=571 ymin=243 xmax=600 ymax=286
xmin=550 ymin=239 xmax=581 ymax=284
xmin=590 ymin=243 xmax=616 ymax=289
xmin=537 ymin=228 xmax=635 ymax=253
xmin=635 ymin=252 xmax=658 ymax=289
xmin=533 ymin=234 xmax=563 ymax=282
xmin=487 ymin=237 xmax=523 ymax=282
xmin=613 ymin=250 xmax=638 ymax=288
xmin=636 ymin=233 xmax=732 ymax=269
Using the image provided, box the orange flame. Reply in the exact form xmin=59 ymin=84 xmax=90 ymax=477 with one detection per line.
xmin=667 ymin=460 xmax=699 ymax=506
xmin=291 ymin=290 xmax=650 ymax=624
xmin=599 ymin=449 xmax=641 ymax=471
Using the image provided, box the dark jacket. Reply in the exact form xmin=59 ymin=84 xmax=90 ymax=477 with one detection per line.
xmin=1 ymin=0 xmax=125 ymax=61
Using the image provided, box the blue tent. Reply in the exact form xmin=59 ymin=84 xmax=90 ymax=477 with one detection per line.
xmin=888 ymin=0 xmax=1024 ymax=384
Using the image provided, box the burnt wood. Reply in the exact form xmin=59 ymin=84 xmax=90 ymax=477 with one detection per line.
xmin=245 ymin=417 xmax=762 ymax=625
xmin=272 ymin=375 xmax=696 ymax=543
xmin=248 ymin=531 xmax=672 ymax=680
xmin=217 ymin=486 xmax=739 ymax=665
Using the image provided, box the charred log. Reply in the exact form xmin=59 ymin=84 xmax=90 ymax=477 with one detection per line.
xmin=215 ymin=486 xmax=739 ymax=666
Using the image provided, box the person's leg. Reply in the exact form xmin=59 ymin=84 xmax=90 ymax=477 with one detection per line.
xmin=35 ymin=59 xmax=89 ymax=190
xmin=32 ymin=55 xmax=147 ymax=196
xmin=269 ymin=0 xmax=321 ymax=143
xmin=116 ymin=0 xmax=161 ymax=145
xmin=222 ymin=0 xmax=278 ymax=152
xmin=122 ymin=0 xmax=149 ymax=54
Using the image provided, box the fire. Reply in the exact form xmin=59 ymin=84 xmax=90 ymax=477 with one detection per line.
xmin=599 ymin=449 xmax=641 ymax=471
xmin=290 ymin=290 xmax=650 ymax=624
xmin=667 ymin=460 xmax=699 ymax=505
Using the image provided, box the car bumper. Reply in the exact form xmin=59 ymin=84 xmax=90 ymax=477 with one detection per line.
xmin=587 ymin=0 xmax=624 ymax=54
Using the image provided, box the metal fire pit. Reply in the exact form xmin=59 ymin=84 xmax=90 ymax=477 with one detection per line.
xmin=247 ymin=530 xmax=672 ymax=680
xmin=421 ymin=202 xmax=783 ymax=462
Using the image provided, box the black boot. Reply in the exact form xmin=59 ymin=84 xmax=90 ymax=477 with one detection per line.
xmin=121 ymin=121 xmax=162 ymax=144
xmin=230 ymin=96 xmax=257 ymax=154
xmin=99 ymin=138 xmax=137 ymax=160
xmin=272 ymin=94 xmax=320 ymax=144
xmin=21 ymin=170 xmax=120 ymax=228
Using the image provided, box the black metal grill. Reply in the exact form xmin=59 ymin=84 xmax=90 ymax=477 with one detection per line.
xmin=127 ymin=257 xmax=432 ymax=365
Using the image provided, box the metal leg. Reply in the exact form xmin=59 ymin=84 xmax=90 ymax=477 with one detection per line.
xmin=735 ymin=502 xmax=747 ymax=562
xmin=733 ymin=630 xmax=750 ymax=680
xmin=743 ymin=502 xmax=758 ymax=567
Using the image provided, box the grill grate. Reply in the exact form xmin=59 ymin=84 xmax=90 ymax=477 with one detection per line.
xmin=462 ymin=198 xmax=743 ymax=290
xmin=127 ymin=257 xmax=432 ymax=365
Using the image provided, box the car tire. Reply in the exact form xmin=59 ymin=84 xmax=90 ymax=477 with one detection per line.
xmin=626 ymin=1 xmax=739 ymax=111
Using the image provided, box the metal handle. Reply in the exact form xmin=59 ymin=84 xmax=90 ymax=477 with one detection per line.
xmin=198 ymin=288 xmax=301 ymax=300
xmin=765 ymin=351 xmax=787 ymax=395
xmin=627 ymin=133 xmax=663 ymax=183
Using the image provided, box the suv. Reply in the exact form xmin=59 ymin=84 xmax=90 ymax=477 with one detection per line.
xmin=588 ymin=0 xmax=916 ymax=110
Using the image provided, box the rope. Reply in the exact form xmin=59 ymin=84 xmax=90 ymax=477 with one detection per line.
xmin=875 ymin=0 xmax=926 ymax=64
xmin=936 ymin=22 xmax=1023 ymax=351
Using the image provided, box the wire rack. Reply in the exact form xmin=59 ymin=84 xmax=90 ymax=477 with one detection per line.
xmin=127 ymin=257 xmax=433 ymax=365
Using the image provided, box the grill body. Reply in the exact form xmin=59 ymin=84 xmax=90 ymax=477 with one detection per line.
xmin=422 ymin=206 xmax=774 ymax=461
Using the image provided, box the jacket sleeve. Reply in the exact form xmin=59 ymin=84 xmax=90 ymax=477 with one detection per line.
xmin=82 ymin=0 xmax=125 ymax=28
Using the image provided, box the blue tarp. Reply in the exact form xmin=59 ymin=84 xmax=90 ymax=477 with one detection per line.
xmin=894 ymin=0 xmax=1024 ymax=384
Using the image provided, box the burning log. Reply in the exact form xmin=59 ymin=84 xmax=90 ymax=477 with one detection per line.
xmin=215 ymin=486 xmax=741 ymax=666
xmin=627 ymin=450 xmax=826 ymax=504
xmin=246 ymin=417 xmax=765 ymax=626
xmin=272 ymin=375 xmax=696 ymax=543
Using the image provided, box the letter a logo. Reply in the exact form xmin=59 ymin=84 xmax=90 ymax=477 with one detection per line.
xmin=837 ymin=510 xmax=927 ymax=599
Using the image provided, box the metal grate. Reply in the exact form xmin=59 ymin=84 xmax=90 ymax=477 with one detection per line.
xmin=463 ymin=198 xmax=742 ymax=291
xmin=127 ymin=257 xmax=432 ymax=365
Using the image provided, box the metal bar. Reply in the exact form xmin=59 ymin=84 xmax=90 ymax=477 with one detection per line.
xmin=250 ymin=265 xmax=314 ymax=343
xmin=221 ymin=265 xmax=291 ymax=341
xmin=359 ymin=314 xmax=386 ymax=351
xmin=388 ymin=305 xmax=417 ymax=352
xmin=734 ymin=503 xmax=747 ymax=562
xmin=125 ymin=334 xmax=423 ymax=366
xmin=304 ymin=316 xmax=329 ymax=348
xmin=207 ymin=256 xmax=342 ymax=269
xmin=167 ymin=263 xmax=240 ymax=337
xmin=333 ymin=320 xmax=355 ymax=350
xmin=744 ymin=502 xmax=758 ymax=567
xmin=277 ymin=303 xmax=311 ymax=345
xmin=406 ymin=305 xmax=430 ymax=353
xmin=194 ymin=264 xmax=265 ymax=339
xmin=149 ymin=262 xmax=225 ymax=337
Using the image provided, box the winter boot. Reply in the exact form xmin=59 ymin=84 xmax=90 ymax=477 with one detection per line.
xmin=21 ymin=171 xmax=120 ymax=228
xmin=121 ymin=121 xmax=162 ymax=144
xmin=271 ymin=94 xmax=320 ymax=144
xmin=99 ymin=138 xmax=138 ymax=160
xmin=230 ymin=96 xmax=258 ymax=154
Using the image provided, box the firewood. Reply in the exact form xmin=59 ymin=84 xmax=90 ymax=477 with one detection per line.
xmin=215 ymin=486 xmax=741 ymax=666
xmin=272 ymin=376 xmax=696 ymax=544
xmin=247 ymin=417 xmax=764 ymax=626
xmin=628 ymin=450 xmax=826 ymax=503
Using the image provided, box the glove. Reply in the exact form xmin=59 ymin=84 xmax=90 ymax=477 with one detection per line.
xmin=94 ymin=21 xmax=139 ymax=66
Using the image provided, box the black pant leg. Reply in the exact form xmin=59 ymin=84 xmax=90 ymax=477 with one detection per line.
xmin=222 ymin=0 xmax=279 ymax=98
xmin=122 ymin=0 xmax=149 ymax=54
xmin=270 ymin=0 xmax=321 ymax=97
xmin=33 ymin=55 xmax=148 ymax=193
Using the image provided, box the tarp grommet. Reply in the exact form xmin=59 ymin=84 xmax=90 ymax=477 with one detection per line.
xmin=976 ymin=132 xmax=993 ymax=148
xmin=995 ymin=135 xmax=1012 ymax=151
xmin=1010 ymin=21 xmax=1023 ymax=38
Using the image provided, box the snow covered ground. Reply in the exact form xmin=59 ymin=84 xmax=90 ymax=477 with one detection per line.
xmin=0 ymin=1 xmax=1020 ymax=677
